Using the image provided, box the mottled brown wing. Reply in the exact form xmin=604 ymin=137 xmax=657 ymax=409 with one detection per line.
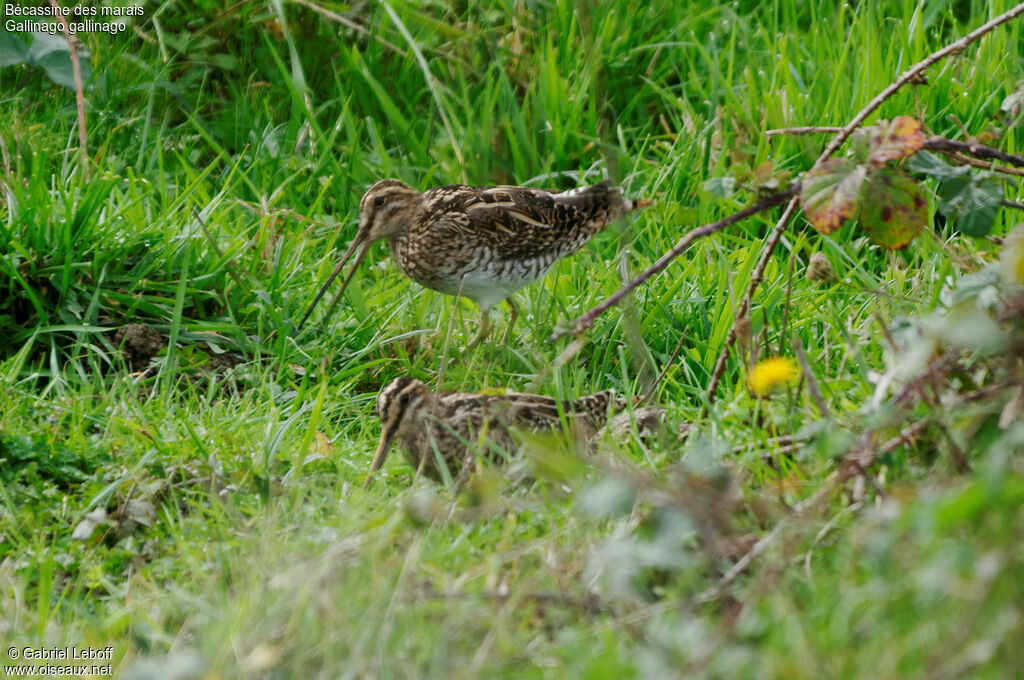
xmin=481 ymin=390 xmax=621 ymax=430
xmin=417 ymin=182 xmax=622 ymax=262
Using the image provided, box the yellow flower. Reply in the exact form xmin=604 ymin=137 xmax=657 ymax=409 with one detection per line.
xmin=748 ymin=357 xmax=798 ymax=396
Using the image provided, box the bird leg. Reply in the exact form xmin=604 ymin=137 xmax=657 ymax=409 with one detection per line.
xmin=501 ymin=297 xmax=521 ymax=345
xmin=466 ymin=309 xmax=492 ymax=350
xmin=449 ymin=450 xmax=477 ymax=504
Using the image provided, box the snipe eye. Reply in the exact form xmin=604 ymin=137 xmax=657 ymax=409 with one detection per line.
xmin=399 ymin=393 xmax=411 ymax=405
xmin=373 ymin=195 xmax=385 ymax=208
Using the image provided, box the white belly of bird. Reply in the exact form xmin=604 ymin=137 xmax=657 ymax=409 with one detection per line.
xmin=395 ymin=237 xmax=584 ymax=313
xmin=451 ymin=267 xmax=545 ymax=312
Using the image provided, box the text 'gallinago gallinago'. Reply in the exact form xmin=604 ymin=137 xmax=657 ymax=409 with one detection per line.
xmin=298 ymin=179 xmax=648 ymax=345
xmin=362 ymin=377 xmax=626 ymax=488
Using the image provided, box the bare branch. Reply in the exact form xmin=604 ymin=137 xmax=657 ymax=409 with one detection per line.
xmin=816 ymin=3 xmax=1024 ymax=163
xmin=696 ymin=523 xmax=782 ymax=603
xmin=930 ymin=148 xmax=1024 ymax=178
xmin=47 ymin=0 xmax=88 ymax=176
xmin=842 ymin=355 xmax=958 ymax=478
xmin=923 ymin=137 xmax=1024 ymax=168
xmin=706 ymin=6 xmax=1024 ymax=406
xmin=551 ymin=185 xmax=799 ymax=340
xmin=765 ymin=126 xmax=843 ymax=136
xmin=793 ymin=337 xmax=830 ymax=419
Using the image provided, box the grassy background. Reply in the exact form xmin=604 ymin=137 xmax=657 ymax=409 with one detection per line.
xmin=1 ymin=0 xmax=1023 ymax=677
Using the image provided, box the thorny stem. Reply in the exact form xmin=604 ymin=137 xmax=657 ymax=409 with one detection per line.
xmin=923 ymin=137 xmax=1024 ymax=168
xmin=558 ymin=3 xmax=1024 ymax=404
xmin=769 ymin=131 xmax=1024 ymax=177
xmin=705 ymin=4 xmax=1024 ymax=406
xmin=551 ymin=185 xmax=799 ymax=340
xmin=764 ymin=126 xmax=844 ymax=136
xmin=816 ymin=3 xmax=1024 ymax=163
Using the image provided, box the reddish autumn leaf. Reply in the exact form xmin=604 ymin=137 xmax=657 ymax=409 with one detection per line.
xmin=859 ymin=167 xmax=927 ymax=249
xmin=866 ymin=116 xmax=926 ymax=167
xmin=800 ymin=158 xmax=868 ymax=234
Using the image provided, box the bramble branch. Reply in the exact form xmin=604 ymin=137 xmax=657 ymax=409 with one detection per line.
xmin=923 ymin=137 xmax=1024 ymax=168
xmin=550 ymin=185 xmax=799 ymax=340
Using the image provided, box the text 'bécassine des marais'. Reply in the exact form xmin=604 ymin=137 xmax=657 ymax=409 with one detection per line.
xmin=5 ymin=3 xmax=142 ymax=33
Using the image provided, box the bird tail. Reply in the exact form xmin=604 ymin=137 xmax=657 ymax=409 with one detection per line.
xmin=558 ymin=181 xmax=651 ymax=216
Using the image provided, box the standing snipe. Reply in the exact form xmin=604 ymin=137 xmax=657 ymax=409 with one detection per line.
xmin=362 ymin=377 xmax=626 ymax=488
xmin=297 ymin=179 xmax=647 ymax=345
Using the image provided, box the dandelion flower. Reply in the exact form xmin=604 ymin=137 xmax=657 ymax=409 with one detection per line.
xmin=748 ymin=357 xmax=798 ymax=396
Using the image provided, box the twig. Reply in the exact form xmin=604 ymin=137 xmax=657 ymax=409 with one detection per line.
xmin=923 ymin=137 xmax=1024 ymax=168
xmin=767 ymin=128 xmax=1024 ymax=172
xmin=696 ymin=363 xmax=1004 ymax=609
xmin=555 ymin=7 xmax=1024 ymax=368
xmin=769 ymin=128 xmax=1024 ymax=177
xmin=764 ymin=126 xmax=843 ymax=136
xmin=842 ymin=355 xmax=958 ymax=477
xmin=871 ymin=380 xmax=1014 ymax=475
xmin=47 ymin=0 xmax=88 ymax=176
xmin=1001 ymin=199 xmax=1024 ymax=211
xmin=849 ymin=460 xmax=888 ymax=499
xmin=290 ymin=0 xmax=405 ymax=56
xmin=551 ymin=185 xmax=799 ymax=340
xmin=931 ymin=148 xmax=1024 ymax=178
xmin=793 ymin=338 xmax=830 ymax=419
xmin=745 ymin=364 xmax=998 ymax=532
xmin=638 ymin=331 xmax=688 ymax=405
xmin=696 ymin=523 xmax=782 ymax=603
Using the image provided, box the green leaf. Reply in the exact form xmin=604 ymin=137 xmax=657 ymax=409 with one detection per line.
xmin=907 ymin=150 xmax=971 ymax=182
xmin=1002 ymin=83 xmax=1024 ymax=119
xmin=27 ymin=32 xmax=68 ymax=60
xmin=211 ymin=53 xmax=239 ymax=71
xmin=851 ymin=129 xmax=871 ymax=164
xmin=0 ymin=30 xmax=30 ymax=67
xmin=800 ymin=158 xmax=868 ymax=234
xmin=35 ymin=49 xmax=91 ymax=91
xmin=859 ymin=167 xmax=927 ymax=249
xmin=937 ymin=175 xmax=1003 ymax=237
xmin=26 ymin=32 xmax=92 ymax=90
xmin=702 ymin=176 xmax=736 ymax=199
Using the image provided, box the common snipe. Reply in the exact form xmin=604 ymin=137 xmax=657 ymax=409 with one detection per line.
xmin=297 ymin=179 xmax=647 ymax=345
xmin=362 ymin=377 xmax=626 ymax=488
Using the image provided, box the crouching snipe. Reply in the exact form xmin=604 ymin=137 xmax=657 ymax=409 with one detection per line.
xmin=363 ymin=377 xmax=625 ymax=488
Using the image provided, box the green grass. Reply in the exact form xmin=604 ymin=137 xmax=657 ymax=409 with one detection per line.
xmin=1 ymin=0 xmax=1023 ymax=676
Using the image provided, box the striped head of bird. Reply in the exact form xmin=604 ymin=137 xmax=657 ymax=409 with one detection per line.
xmin=363 ymin=376 xmax=432 ymax=489
xmin=297 ymin=180 xmax=422 ymax=330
